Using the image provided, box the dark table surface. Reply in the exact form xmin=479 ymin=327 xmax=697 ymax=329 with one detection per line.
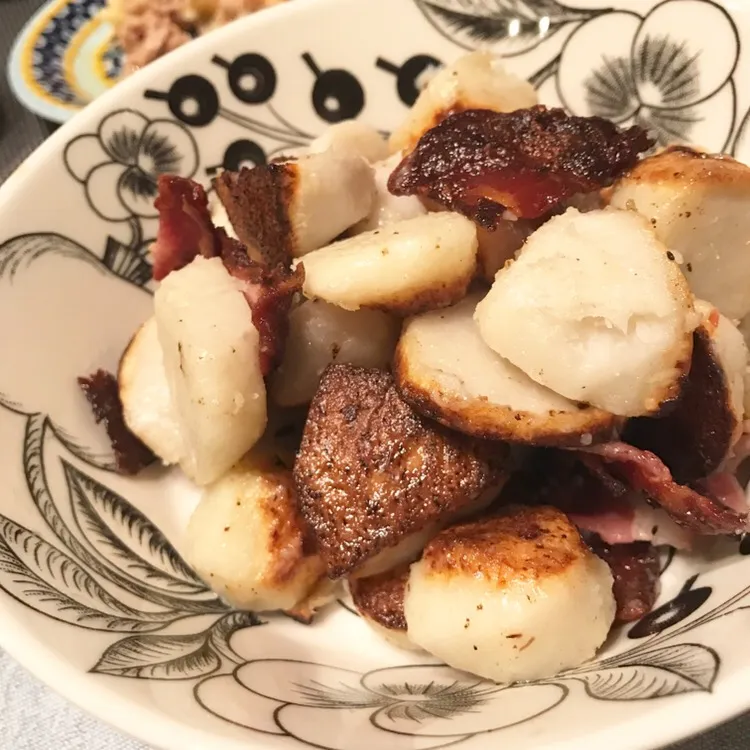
xmin=0 ymin=1 xmax=749 ymax=748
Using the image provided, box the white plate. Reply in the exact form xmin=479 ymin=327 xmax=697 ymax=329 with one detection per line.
xmin=2 ymin=1 xmax=750 ymax=748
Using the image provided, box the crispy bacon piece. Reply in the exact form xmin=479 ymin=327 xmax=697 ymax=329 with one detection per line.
xmin=388 ymin=107 xmax=653 ymax=227
xmin=589 ymin=540 xmax=660 ymax=623
xmin=151 ymin=175 xmax=302 ymax=374
xmin=220 ymin=235 xmax=304 ymax=374
xmin=501 ymin=456 xmax=693 ymax=549
xmin=78 ymin=369 xmax=155 ymax=475
xmin=583 ymin=442 xmax=748 ymax=535
xmin=151 ymin=175 xmax=217 ymax=280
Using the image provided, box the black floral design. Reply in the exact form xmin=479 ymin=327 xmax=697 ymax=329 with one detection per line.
xmin=0 ymin=408 xmax=260 ymax=677
xmin=192 ymin=628 xmax=726 ymax=749
xmin=553 ymin=0 xmax=740 ymax=151
xmin=64 ymin=109 xmax=199 ymax=221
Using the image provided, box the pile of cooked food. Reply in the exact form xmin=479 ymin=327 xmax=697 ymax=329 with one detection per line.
xmin=79 ymin=50 xmax=750 ymax=684
xmin=103 ymin=0 xmax=287 ymax=75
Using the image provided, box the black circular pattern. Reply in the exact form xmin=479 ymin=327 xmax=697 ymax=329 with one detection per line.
xmin=214 ymin=54 xmax=278 ymax=104
xmin=628 ymin=575 xmax=712 ymax=639
xmin=377 ymin=54 xmax=442 ymax=106
xmin=222 ymin=139 xmax=267 ymax=171
xmin=145 ymin=76 xmax=220 ymax=127
xmin=302 ymin=52 xmax=365 ymax=123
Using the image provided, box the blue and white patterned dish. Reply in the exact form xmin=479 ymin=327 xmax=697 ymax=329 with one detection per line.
xmin=7 ymin=0 xmax=122 ymax=123
xmin=3 ymin=1 xmax=750 ymax=749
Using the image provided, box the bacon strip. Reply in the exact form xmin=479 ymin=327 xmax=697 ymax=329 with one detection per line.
xmin=220 ymin=234 xmax=303 ymax=374
xmin=388 ymin=107 xmax=653 ymax=227
xmin=583 ymin=442 xmax=748 ymax=535
xmin=502 ymin=457 xmax=693 ymax=548
xmin=589 ymin=540 xmax=661 ymax=623
xmin=151 ymin=175 xmax=217 ymax=281
xmin=78 ymin=369 xmax=155 ymax=475
xmin=150 ymin=175 xmax=302 ymax=374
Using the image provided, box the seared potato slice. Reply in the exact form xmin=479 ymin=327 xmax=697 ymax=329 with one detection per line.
xmin=350 ymin=564 xmax=417 ymax=651
xmin=155 ymin=256 xmax=267 ymax=486
xmin=389 ymin=51 xmax=537 ymax=154
xmin=395 ymin=295 xmax=617 ymax=446
xmin=118 ymin=317 xmax=184 ymax=465
xmin=271 ymin=299 xmax=400 ymax=407
xmin=405 ymin=506 xmax=616 ymax=682
xmin=352 ymin=153 xmax=427 ymax=234
xmin=475 ymin=208 xmax=698 ymax=416
xmin=610 ymin=148 xmax=750 ymax=321
xmin=185 ymin=453 xmax=324 ymax=612
xmin=297 ymin=213 xmax=478 ymax=315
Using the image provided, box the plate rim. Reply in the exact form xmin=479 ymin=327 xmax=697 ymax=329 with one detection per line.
xmin=1 ymin=0 xmax=750 ymax=747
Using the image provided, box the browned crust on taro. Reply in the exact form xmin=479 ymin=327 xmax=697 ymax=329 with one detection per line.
xmin=293 ymin=365 xmax=509 ymax=579
xmin=619 ymin=146 xmax=750 ymax=190
xmin=254 ymin=469 xmax=322 ymax=589
xmin=421 ymin=505 xmax=587 ymax=584
xmin=213 ymin=165 xmax=298 ymax=267
xmin=350 ymin=564 xmax=409 ymax=632
xmin=365 ymin=268 xmax=475 ymax=317
xmin=392 ymin=344 xmax=619 ymax=447
xmin=624 ymin=327 xmax=737 ymax=483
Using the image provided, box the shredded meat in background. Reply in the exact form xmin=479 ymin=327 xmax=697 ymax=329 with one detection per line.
xmin=78 ymin=370 xmax=156 ymax=474
xmin=105 ymin=0 xmax=287 ymax=74
xmin=388 ymin=107 xmax=653 ymax=227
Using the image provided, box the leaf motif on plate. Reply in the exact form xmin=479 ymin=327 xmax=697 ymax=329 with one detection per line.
xmin=572 ymin=644 xmax=718 ymax=700
xmin=102 ymin=235 xmax=152 ymax=288
xmin=92 ymin=630 xmax=220 ymax=679
xmin=0 ymin=515 xmax=168 ymax=632
xmin=63 ymin=460 xmax=206 ymax=594
xmin=207 ymin=611 xmax=265 ymax=663
xmin=91 ymin=611 xmax=263 ymax=678
xmin=415 ymin=0 xmax=595 ymax=53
